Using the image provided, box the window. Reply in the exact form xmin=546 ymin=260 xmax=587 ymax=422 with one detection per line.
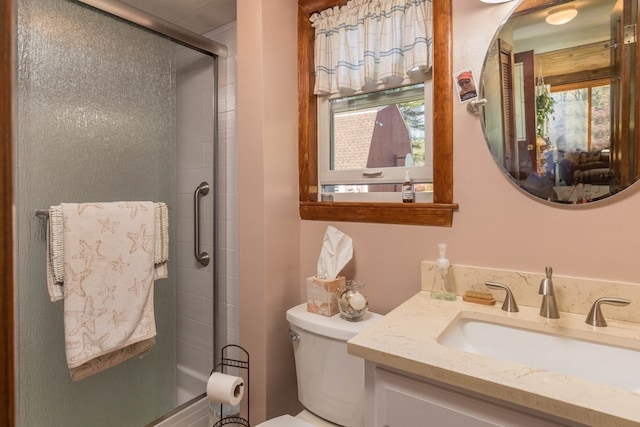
xmin=297 ymin=0 xmax=456 ymax=226
xmin=320 ymin=83 xmax=434 ymax=202
xmin=550 ymin=80 xmax=611 ymax=153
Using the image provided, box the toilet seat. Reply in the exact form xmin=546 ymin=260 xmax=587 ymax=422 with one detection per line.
xmin=255 ymin=414 xmax=315 ymax=427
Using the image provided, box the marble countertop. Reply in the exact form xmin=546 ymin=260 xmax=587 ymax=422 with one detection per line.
xmin=347 ymin=291 xmax=640 ymax=427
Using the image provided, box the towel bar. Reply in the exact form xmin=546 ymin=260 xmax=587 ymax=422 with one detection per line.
xmin=36 ymin=205 xmax=171 ymax=218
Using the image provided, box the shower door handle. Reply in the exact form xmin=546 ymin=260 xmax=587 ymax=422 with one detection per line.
xmin=194 ymin=182 xmax=210 ymax=266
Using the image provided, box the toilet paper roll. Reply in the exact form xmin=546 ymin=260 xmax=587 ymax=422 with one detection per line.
xmin=207 ymin=372 xmax=245 ymax=406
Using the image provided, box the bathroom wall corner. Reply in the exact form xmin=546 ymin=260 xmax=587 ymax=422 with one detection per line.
xmin=237 ymin=0 xmax=301 ymax=424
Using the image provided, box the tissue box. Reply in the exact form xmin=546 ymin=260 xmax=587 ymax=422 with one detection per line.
xmin=306 ymin=276 xmax=345 ymax=317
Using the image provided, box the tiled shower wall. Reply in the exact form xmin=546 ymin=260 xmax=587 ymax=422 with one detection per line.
xmin=209 ymin=22 xmax=239 ymax=352
xmin=175 ymin=22 xmax=238 ymax=403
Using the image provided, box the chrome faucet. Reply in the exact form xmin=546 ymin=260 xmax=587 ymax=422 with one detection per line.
xmin=585 ymin=297 xmax=631 ymax=327
xmin=484 ymin=282 xmax=519 ymax=312
xmin=539 ymin=266 xmax=560 ymax=319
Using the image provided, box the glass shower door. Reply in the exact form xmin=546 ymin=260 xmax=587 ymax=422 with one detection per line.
xmin=15 ymin=0 xmax=188 ymax=425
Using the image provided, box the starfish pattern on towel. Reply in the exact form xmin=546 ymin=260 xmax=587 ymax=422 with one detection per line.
xmin=138 ymin=308 xmax=155 ymax=336
xmin=121 ymin=202 xmax=149 ymax=219
xmin=128 ymin=277 xmax=147 ymax=297
xmin=74 ymin=239 xmax=106 ymax=270
xmin=111 ymin=310 xmax=127 ymax=329
xmin=81 ymin=332 xmax=110 ymax=356
xmin=65 ymin=296 xmax=107 ymax=336
xmin=127 ymin=224 xmax=153 ymax=254
xmin=99 ymin=217 xmax=119 ymax=234
xmin=77 ymin=203 xmax=104 ymax=215
xmin=64 ymin=263 xmax=91 ymax=298
xmin=110 ymin=255 xmax=129 ymax=274
xmin=98 ymin=283 xmax=117 ymax=304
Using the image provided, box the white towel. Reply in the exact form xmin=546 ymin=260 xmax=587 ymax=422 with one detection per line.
xmin=46 ymin=205 xmax=65 ymax=301
xmin=153 ymin=202 xmax=169 ymax=279
xmin=53 ymin=201 xmax=166 ymax=381
xmin=46 ymin=202 xmax=169 ymax=301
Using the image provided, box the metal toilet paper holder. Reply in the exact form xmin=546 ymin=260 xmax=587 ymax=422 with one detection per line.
xmin=211 ymin=344 xmax=250 ymax=427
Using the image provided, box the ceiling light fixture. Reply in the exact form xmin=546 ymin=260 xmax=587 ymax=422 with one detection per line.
xmin=545 ymin=8 xmax=578 ymax=25
xmin=479 ymin=0 xmax=515 ymax=3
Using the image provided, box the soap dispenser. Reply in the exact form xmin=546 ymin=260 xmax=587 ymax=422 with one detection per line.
xmin=430 ymin=243 xmax=456 ymax=301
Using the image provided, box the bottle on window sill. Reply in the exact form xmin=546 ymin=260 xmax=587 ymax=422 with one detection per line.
xmin=402 ymin=169 xmax=414 ymax=203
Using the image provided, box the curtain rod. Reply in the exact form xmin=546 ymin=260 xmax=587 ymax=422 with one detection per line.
xmin=77 ymin=0 xmax=228 ymax=58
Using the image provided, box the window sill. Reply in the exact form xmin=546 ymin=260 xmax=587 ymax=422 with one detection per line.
xmin=299 ymin=201 xmax=458 ymax=226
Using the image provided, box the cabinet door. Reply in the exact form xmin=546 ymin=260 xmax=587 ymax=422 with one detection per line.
xmin=368 ymin=365 xmax=564 ymax=427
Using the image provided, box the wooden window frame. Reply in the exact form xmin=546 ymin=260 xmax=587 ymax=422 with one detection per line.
xmin=297 ymin=0 xmax=457 ymax=226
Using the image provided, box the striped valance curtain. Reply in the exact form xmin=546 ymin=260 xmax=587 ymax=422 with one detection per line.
xmin=311 ymin=0 xmax=433 ymax=97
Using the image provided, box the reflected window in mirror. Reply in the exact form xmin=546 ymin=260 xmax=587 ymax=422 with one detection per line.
xmin=547 ymin=81 xmax=612 ymax=197
xmin=550 ymin=81 xmax=611 ymax=154
xmin=479 ymin=0 xmax=639 ymax=205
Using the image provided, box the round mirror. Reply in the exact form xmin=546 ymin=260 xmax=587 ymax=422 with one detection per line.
xmin=479 ymin=0 xmax=639 ymax=204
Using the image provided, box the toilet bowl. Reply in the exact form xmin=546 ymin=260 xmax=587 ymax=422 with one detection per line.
xmin=255 ymin=303 xmax=382 ymax=427
xmin=256 ymin=414 xmax=314 ymax=427
xmin=294 ymin=409 xmax=339 ymax=426
xmin=256 ymin=410 xmax=333 ymax=427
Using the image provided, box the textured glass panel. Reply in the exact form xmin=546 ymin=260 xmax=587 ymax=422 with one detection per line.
xmin=17 ymin=0 xmax=177 ymax=425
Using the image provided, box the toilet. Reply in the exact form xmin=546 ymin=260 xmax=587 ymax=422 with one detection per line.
xmin=256 ymin=303 xmax=382 ymax=427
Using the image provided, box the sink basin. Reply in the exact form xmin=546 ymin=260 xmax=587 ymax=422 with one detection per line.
xmin=438 ymin=315 xmax=640 ymax=393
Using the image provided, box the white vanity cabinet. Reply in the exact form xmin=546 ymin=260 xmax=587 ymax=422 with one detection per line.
xmin=365 ymin=362 xmax=579 ymax=427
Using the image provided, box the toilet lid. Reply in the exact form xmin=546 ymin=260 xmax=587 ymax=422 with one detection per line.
xmin=255 ymin=415 xmax=315 ymax=427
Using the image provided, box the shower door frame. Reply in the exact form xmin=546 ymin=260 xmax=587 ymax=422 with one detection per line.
xmin=1 ymin=0 xmax=15 ymax=425
xmin=0 ymin=1 xmax=228 ymax=425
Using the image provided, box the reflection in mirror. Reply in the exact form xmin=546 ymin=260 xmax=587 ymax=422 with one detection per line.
xmin=480 ymin=0 xmax=639 ymax=204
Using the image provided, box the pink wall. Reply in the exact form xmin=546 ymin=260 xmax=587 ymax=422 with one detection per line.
xmin=237 ymin=0 xmax=301 ymax=423
xmin=239 ymin=0 xmax=640 ymax=423
xmin=300 ymin=1 xmax=640 ymax=315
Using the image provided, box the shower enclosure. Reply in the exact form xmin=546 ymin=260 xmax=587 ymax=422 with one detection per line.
xmin=14 ymin=0 xmax=226 ymax=425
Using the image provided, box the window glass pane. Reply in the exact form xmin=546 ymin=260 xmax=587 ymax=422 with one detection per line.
xmin=324 ymin=183 xmax=434 ymax=194
xmin=550 ymin=88 xmax=588 ymax=152
xmin=550 ymin=84 xmax=611 ymax=153
xmin=591 ymin=85 xmax=611 ymax=151
xmin=330 ymin=84 xmax=425 ymax=172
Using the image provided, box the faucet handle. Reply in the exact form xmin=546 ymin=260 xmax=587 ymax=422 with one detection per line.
xmin=585 ymin=297 xmax=631 ymax=327
xmin=538 ymin=266 xmax=554 ymax=295
xmin=484 ymin=282 xmax=519 ymax=312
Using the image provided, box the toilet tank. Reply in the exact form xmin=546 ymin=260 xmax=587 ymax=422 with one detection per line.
xmin=286 ymin=303 xmax=382 ymax=427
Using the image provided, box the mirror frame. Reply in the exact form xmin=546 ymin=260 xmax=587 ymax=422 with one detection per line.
xmin=297 ymin=0 xmax=458 ymax=226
